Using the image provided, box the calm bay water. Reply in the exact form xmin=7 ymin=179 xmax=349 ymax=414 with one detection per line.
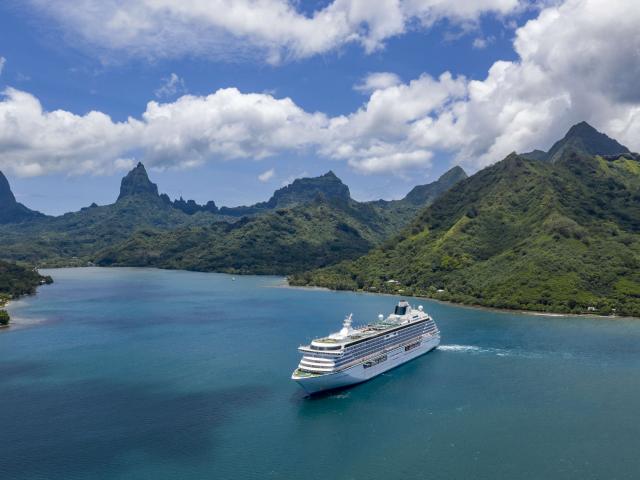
xmin=1 ymin=267 xmax=640 ymax=480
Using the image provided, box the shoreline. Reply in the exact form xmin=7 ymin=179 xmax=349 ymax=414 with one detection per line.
xmin=27 ymin=265 xmax=638 ymax=321
xmin=283 ymin=279 xmax=636 ymax=321
xmin=1 ymin=298 xmax=49 ymax=331
xmin=0 ymin=298 xmax=12 ymax=330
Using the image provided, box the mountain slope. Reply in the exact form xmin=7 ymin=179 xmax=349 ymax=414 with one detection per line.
xmin=0 ymin=164 xmax=217 ymax=265
xmin=522 ymin=121 xmax=631 ymax=162
xmin=0 ymin=172 xmax=46 ymax=224
xmin=547 ymin=121 xmax=630 ymax=162
xmin=95 ymin=198 xmax=383 ymax=274
xmin=117 ymin=162 xmax=160 ymax=199
xmin=292 ymin=126 xmax=640 ymax=316
xmin=402 ymin=166 xmax=468 ymax=205
xmin=0 ymin=164 xmax=465 ymax=271
xmin=92 ymin=168 xmax=467 ymax=274
xmin=219 ymin=171 xmax=351 ymax=217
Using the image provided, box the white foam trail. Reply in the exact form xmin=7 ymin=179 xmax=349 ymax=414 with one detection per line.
xmin=438 ymin=344 xmax=545 ymax=359
xmin=438 ymin=344 xmax=486 ymax=353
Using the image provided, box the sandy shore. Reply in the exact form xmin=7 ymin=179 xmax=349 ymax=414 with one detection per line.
xmin=0 ymin=298 xmax=49 ymax=331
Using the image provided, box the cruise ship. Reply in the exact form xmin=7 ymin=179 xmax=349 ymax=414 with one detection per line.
xmin=292 ymin=300 xmax=440 ymax=394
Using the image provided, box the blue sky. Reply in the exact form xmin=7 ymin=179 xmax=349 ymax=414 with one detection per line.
xmin=0 ymin=1 xmax=637 ymax=215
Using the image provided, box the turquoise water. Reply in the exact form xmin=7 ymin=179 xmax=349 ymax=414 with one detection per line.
xmin=2 ymin=268 xmax=640 ymax=480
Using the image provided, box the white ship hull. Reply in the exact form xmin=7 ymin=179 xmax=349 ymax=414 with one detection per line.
xmin=292 ymin=334 xmax=440 ymax=395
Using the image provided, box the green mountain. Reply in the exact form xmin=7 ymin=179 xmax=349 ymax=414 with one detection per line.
xmin=0 ymin=165 xmax=217 ymax=265
xmin=0 ymin=164 xmax=466 ymax=273
xmin=291 ymin=124 xmax=640 ymax=317
xmin=402 ymin=166 xmax=467 ymax=205
xmin=116 ymin=162 xmax=220 ymax=214
xmin=94 ymin=168 xmax=467 ymax=274
xmin=117 ymin=162 xmax=160 ymax=199
xmin=219 ymin=171 xmax=351 ymax=217
xmin=95 ymin=198 xmax=385 ymax=274
xmin=0 ymin=171 xmax=45 ymax=224
xmin=522 ymin=121 xmax=631 ymax=162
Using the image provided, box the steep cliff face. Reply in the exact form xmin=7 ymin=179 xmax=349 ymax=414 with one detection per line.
xmin=117 ymin=162 xmax=160 ymax=200
xmin=0 ymin=171 xmax=45 ymax=224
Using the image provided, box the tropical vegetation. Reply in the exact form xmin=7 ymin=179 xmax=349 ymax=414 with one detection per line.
xmin=291 ymin=123 xmax=640 ymax=317
xmin=0 ymin=260 xmax=53 ymax=325
xmin=0 ymin=163 xmax=466 ymax=272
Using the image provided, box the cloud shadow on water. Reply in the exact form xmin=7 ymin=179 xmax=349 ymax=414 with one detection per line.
xmin=0 ymin=375 xmax=270 ymax=479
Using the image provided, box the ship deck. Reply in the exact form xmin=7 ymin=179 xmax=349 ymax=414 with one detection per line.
xmin=312 ymin=316 xmax=426 ymax=346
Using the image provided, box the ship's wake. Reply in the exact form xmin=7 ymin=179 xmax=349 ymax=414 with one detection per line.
xmin=438 ymin=344 xmax=485 ymax=353
xmin=438 ymin=344 xmax=546 ymax=359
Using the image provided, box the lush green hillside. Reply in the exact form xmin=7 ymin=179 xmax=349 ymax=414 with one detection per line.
xmin=0 ymin=164 xmax=224 ymax=266
xmin=93 ymin=167 xmax=466 ymax=274
xmin=219 ymin=171 xmax=351 ymax=217
xmin=0 ymin=164 xmax=465 ymax=272
xmin=292 ymin=124 xmax=640 ymax=317
xmin=0 ymin=260 xmax=52 ymax=298
xmin=95 ymin=198 xmax=378 ymax=274
xmin=0 ymin=260 xmax=52 ymax=325
xmin=370 ymin=166 xmax=467 ymax=228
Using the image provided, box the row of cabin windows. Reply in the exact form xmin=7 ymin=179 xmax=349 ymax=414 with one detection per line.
xmin=340 ymin=329 xmax=425 ymax=361
xmin=308 ymin=320 xmax=434 ymax=356
xmin=332 ymin=323 xmax=437 ymax=366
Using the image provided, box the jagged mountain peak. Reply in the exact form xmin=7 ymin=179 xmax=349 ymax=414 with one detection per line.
xmin=117 ymin=162 xmax=159 ymax=200
xmin=522 ymin=121 xmax=631 ymax=162
xmin=547 ymin=122 xmax=630 ymax=162
xmin=565 ymin=121 xmax=602 ymax=136
xmin=266 ymin=171 xmax=351 ymax=208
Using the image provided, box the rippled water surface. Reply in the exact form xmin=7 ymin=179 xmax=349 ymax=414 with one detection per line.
xmin=2 ymin=268 xmax=639 ymax=480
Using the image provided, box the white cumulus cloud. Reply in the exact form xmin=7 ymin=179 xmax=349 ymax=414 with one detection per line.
xmin=0 ymin=86 xmax=329 ymax=176
xmin=354 ymin=72 xmax=402 ymax=93
xmin=27 ymin=0 xmax=527 ymax=63
xmin=3 ymin=0 xmax=640 ymax=178
xmin=411 ymin=0 xmax=640 ymax=169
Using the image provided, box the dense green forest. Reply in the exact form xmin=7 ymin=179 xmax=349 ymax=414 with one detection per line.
xmin=291 ymin=123 xmax=640 ymax=317
xmin=0 ymin=163 xmax=465 ymax=272
xmin=4 ymin=122 xmax=639 ymax=317
xmin=0 ymin=260 xmax=53 ymax=325
xmin=0 ymin=260 xmax=52 ymax=298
